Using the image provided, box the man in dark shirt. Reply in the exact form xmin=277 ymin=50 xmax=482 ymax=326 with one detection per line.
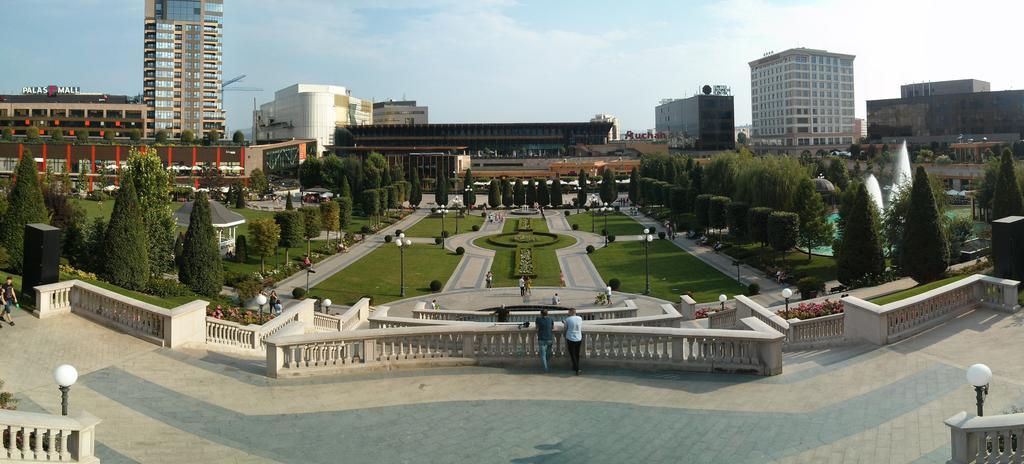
xmin=1 ymin=276 xmax=16 ymax=327
xmin=535 ymin=309 xmax=554 ymax=371
xmin=495 ymin=304 xmax=510 ymax=323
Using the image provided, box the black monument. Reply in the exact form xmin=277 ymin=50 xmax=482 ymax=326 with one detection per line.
xmin=22 ymin=223 xmax=61 ymax=297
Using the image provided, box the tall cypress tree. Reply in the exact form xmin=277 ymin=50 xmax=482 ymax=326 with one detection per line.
xmin=835 ymin=183 xmax=885 ymax=285
xmin=576 ymin=172 xmax=589 ymax=210
xmin=488 ymin=179 xmax=501 ymax=208
xmin=991 ymin=148 xmax=1023 ymax=220
xmin=600 ymin=168 xmax=616 ymax=204
xmin=628 ymin=167 xmax=640 ymax=205
xmin=537 ymin=178 xmax=550 ymax=207
xmin=462 ymin=169 xmax=476 ymax=207
xmin=501 ymin=178 xmax=514 ymax=208
xmin=551 ymin=175 xmax=563 ymax=207
xmin=435 ymin=173 xmax=448 ymax=207
xmin=901 ymin=166 xmax=949 ymax=282
xmin=103 ymin=180 xmax=150 ymax=291
xmin=513 ymin=179 xmax=525 ymax=206
xmin=285 ymin=193 xmax=294 ymax=210
xmin=178 ymin=192 xmax=222 ymax=296
xmin=793 ymin=177 xmax=834 ymax=261
xmin=1 ymin=153 xmax=49 ymax=272
xmin=408 ymin=168 xmax=422 ymax=207
xmin=526 ymin=178 xmax=537 ymax=205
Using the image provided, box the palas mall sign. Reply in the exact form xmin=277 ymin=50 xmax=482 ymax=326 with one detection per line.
xmin=22 ymin=85 xmax=81 ymax=96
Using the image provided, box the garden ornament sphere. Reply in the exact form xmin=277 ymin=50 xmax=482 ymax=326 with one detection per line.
xmin=54 ymin=364 xmax=78 ymax=387
xmin=322 ymin=299 xmax=332 ymax=309
xmin=967 ymin=364 xmax=992 ymax=387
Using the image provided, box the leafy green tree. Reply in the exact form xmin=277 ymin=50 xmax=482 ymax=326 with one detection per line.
xmin=600 ymin=168 xmax=616 ymax=204
xmin=793 ymin=177 xmax=834 ymax=261
xmin=462 ymin=169 xmax=476 ymax=206
xmin=826 ymin=158 xmax=850 ymax=191
xmin=1 ymin=127 xmax=13 ymax=141
xmin=103 ymin=179 xmax=150 ymax=291
xmin=129 ymin=129 xmax=142 ymax=142
xmin=103 ymin=130 xmax=115 ymax=142
xmin=526 ymin=178 xmax=537 ymax=205
xmin=747 ymin=207 xmax=773 ymax=247
xmin=319 ymin=200 xmax=340 ymax=246
xmin=274 ymin=210 xmax=304 ymax=264
xmin=694 ymin=194 xmax=712 ymax=232
xmin=232 ymin=130 xmax=245 ymax=144
xmin=177 ymin=191 xmax=222 ymax=296
xmin=362 ymin=189 xmax=381 ymax=225
xmin=25 ymin=126 xmax=40 ymax=142
xmin=708 ymin=196 xmax=730 ymax=237
xmin=488 ymin=179 xmax=501 ymax=208
xmin=337 ymin=196 xmax=352 ymax=230
xmin=576 ymin=172 xmax=588 ymax=210
xmin=992 ymin=148 xmax=1023 ymax=220
xmin=1 ymin=153 xmax=49 ymax=272
xmin=537 ymin=177 xmax=550 ymax=207
xmin=835 ymin=183 xmax=885 ymax=285
xmin=155 ymin=130 xmax=169 ymax=144
xmin=628 ymin=168 xmax=639 ymax=204
xmin=300 ymin=206 xmax=321 ymax=256
xmin=123 ymin=146 xmax=177 ymax=277
xmin=737 ymin=132 xmax=747 ymax=145
xmin=767 ymin=212 xmax=799 ymax=264
xmin=299 ymin=157 xmax=323 ymax=189
xmin=206 ymin=130 xmax=221 ymax=142
xmin=248 ymin=218 xmax=280 ymax=273
xmin=435 ymin=173 xmax=448 ymax=206
xmin=249 ymin=168 xmax=269 ymax=198
xmin=408 ymin=168 xmax=422 ymax=207
xmin=901 ymin=166 xmax=949 ymax=282
xmin=180 ymin=130 xmax=195 ymax=144
xmin=75 ymin=130 xmax=89 ymax=143
xmin=50 ymin=128 xmax=64 ymax=143
xmin=726 ymin=201 xmax=749 ymax=239
xmin=551 ymin=175 xmax=563 ymax=206
xmin=501 ymin=178 xmax=514 ymax=208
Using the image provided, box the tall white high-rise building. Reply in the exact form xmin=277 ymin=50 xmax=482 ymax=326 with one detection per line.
xmin=144 ymin=0 xmax=225 ymax=137
xmin=749 ymin=48 xmax=855 ymax=151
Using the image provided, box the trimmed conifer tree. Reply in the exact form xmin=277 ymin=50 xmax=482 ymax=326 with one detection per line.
xmin=835 ymin=183 xmax=885 ymax=285
xmin=767 ymin=211 xmax=799 ymax=265
xmin=992 ymin=148 xmax=1023 ymax=220
xmin=435 ymin=173 xmax=448 ymax=207
xmin=408 ymin=169 xmax=422 ymax=207
xmin=600 ymin=168 xmax=616 ymax=204
xmin=462 ymin=169 xmax=476 ymax=206
xmin=103 ymin=180 xmax=150 ymax=291
xmin=275 ymin=210 xmax=304 ymax=264
xmin=285 ymin=192 xmax=294 ymax=210
xmin=793 ymin=177 xmax=834 ymax=261
xmin=178 ymin=191 xmax=223 ymax=296
xmin=628 ymin=167 xmax=640 ymax=205
xmin=513 ymin=179 xmax=524 ymax=206
xmin=526 ymin=178 xmax=537 ymax=205
xmin=576 ymin=172 xmax=588 ymax=210
xmin=537 ymin=178 xmax=550 ymax=207
xmin=901 ymin=166 xmax=949 ymax=282
xmin=551 ymin=175 xmax=563 ymax=207
xmin=300 ymin=206 xmax=321 ymax=256
xmin=488 ymin=179 xmax=501 ymax=208
xmin=747 ymin=207 xmax=773 ymax=247
xmin=1 ymin=153 xmax=49 ymax=272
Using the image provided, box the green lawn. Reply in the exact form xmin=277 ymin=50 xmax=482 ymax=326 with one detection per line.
xmin=588 ymin=240 xmax=744 ymax=303
xmin=402 ymin=213 xmax=485 ymax=238
xmin=309 ymin=243 xmax=461 ymax=305
xmin=473 ymin=218 xmax=574 ymax=287
xmin=565 ymin=211 xmax=655 ymax=237
xmin=71 ymin=276 xmax=202 ymax=309
xmin=870 ymin=274 xmax=973 ymax=305
xmin=723 ymin=242 xmax=838 ymax=283
xmin=71 ymin=198 xmax=114 ymax=222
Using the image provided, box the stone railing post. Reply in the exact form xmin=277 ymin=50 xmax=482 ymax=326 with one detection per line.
xmin=165 ymin=300 xmax=210 ymax=348
xmin=294 ymin=298 xmax=316 ymax=326
xmin=265 ymin=340 xmax=284 ymax=378
xmin=362 ymin=338 xmax=377 ymax=364
xmin=841 ymin=296 xmax=887 ymax=345
xmin=734 ymin=296 xmax=753 ymax=320
xmin=680 ymin=295 xmax=697 ymax=320
xmin=944 ymin=411 xmax=971 ymax=464
xmin=463 ymin=333 xmax=475 ymax=358
xmin=68 ymin=411 xmax=101 ymax=463
xmin=32 ymin=280 xmax=77 ymax=319
xmin=739 ymin=317 xmax=784 ymax=375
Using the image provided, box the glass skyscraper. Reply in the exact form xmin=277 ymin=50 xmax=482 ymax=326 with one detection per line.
xmin=143 ymin=0 xmax=225 ymax=137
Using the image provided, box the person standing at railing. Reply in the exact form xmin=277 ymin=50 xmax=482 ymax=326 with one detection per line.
xmin=535 ymin=309 xmax=554 ymax=372
xmin=564 ymin=308 xmax=583 ymax=375
xmin=495 ymin=304 xmax=510 ymax=323
xmin=519 ymin=276 xmax=526 ymax=297
xmin=0 ymin=276 xmax=17 ymax=327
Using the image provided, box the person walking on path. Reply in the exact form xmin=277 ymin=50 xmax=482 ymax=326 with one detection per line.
xmin=519 ymin=276 xmax=526 ymax=297
xmin=269 ymin=290 xmax=283 ymax=315
xmin=535 ymin=309 xmax=554 ymax=371
xmin=564 ymin=308 xmax=583 ymax=375
xmin=551 ymin=293 xmax=560 ymax=305
xmin=525 ymin=277 xmax=533 ymax=296
xmin=1 ymin=276 xmax=17 ymax=326
xmin=605 ymin=285 xmax=613 ymax=306
xmin=485 ymin=271 xmax=493 ymax=289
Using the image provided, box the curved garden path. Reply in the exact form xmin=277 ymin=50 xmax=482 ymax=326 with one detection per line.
xmin=442 ymin=216 xmax=505 ymax=290
xmin=547 ymin=213 xmax=607 ymax=290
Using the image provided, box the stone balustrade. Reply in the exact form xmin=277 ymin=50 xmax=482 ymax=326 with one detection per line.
xmin=787 ymin=314 xmax=844 ymax=346
xmin=34 ymin=280 xmax=207 ymax=349
xmin=679 ymin=295 xmax=697 ymax=320
xmin=205 ymin=318 xmax=259 ymax=350
xmin=204 ymin=299 xmax=317 ymax=353
xmin=412 ymin=301 xmax=639 ymax=323
xmin=0 ymin=409 xmax=101 ymax=463
xmin=945 ymin=411 xmax=1024 ymax=463
xmin=264 ymin=316 xmax=784 ymax=378
xmin=844 ymin=274 xmax=1019 ymax=346
xmin=312 ymin=313 xmax=343 ymax=332
xmin=707 ymin=307 xmax=737 ymax=329
xmin=368 ymin=305 xmax=471 ymax=329
xmin=334 ymin=298 xmax=372 ymax=331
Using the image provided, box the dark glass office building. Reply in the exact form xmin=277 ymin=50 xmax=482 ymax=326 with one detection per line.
xmin=654 ymin=94 xmax=735 ymax=151
xmin=867 ymin=89 xmax=1024 ymax=143
xmin=343 ymin=122 xmax=613 ymax=158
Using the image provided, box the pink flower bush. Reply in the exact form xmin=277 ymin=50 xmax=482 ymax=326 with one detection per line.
xmin=206 ymin=304 xmax=275 ymax=325
xmin=775 ymin=299 xmax=843 ymax=320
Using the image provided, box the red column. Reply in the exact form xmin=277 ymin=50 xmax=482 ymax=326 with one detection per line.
xmin=167 ymin=146 xmax=173 ymax=183
xmin=192 ymin=147 xmax=198 ymax=189
xmin=66 ymin=144 xmax=71 ymax=174
xmin=41 ymin=144 xmax=47 ymax=171
xmin=114 ymin=145 xmax=121 ymax=186
xmin=89 ymin=145 xmax=95 ymax=192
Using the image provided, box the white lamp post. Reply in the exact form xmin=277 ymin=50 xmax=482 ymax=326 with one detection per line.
xmin=53 ymin=364 xmax=78 ymax=416
xmin=638 ymin=228 xmax=655 ymax=294
xmin=781 ymin=288 xmax=793 ymax=319
xmin=967 ymin=363 xmax=993 ymax=416
xmin=396 ymin=234 xmax=413 ymax=296
xmin=718 ymin=294 xmax=727 ymax=312
xmin=256 ymin=293 xmax=268 ymax=320
xmin=601 ymin=202 xmax=612 ymax=246
xmin=437 ymin=206 xmax=448 ymax=248
xmin=321 ymin=298 xmax=333 ymax=314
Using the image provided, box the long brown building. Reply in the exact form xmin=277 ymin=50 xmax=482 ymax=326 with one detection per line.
xmin=0 ymin=93 xmax=150 ymax=138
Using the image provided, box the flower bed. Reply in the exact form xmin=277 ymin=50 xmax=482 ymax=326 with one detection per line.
xmin=515 ymin=247 xmax=536 ymax=277
xmin=207 ymin=304 xmax=276 ymax=325
xmin=516 ymin=218 xmax=533 ymax=232
xmin=775 ymin=299 xmax=843 ymax=320
xmin=694 ymin=306 xmax=724 ymax=319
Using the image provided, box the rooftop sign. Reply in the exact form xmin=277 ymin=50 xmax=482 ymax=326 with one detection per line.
xmin=22 ymin=85 xmax=81 ymax=96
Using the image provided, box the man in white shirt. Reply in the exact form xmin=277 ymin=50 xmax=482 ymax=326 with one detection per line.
xmin=564 ymin=308 xmax=584 ymax=375
xmin=518 ymin=276 xmax=526 ymax=297
xmin=551 ymin=293 xmax=560 ymax=305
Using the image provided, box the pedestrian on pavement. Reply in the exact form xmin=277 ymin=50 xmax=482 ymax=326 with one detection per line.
xmin=525 ymin=277 xmax=533 ymax=296
xmin=564 ymin=308 xmax=583 ymax=375
xmin=1 ymin=276 xmax=16 ymax=326
xmin=605 ymin=285 xmax=613 ymax=306
xmin=559 ymin=271 xmax=566 ymax=287
xmin=269 ymin=290 xmax=283 ymax=315
xmin=551 ymin=293 xmax=560 ymax=305
xmin=535 ymin=309 xmax=554 ymax=372
xmin=485 ymin=271 xmax=493 ymax=289
xmin=495 ymin=304 xmax=510 ymax=323
xmin=519 ymin=276 xmax=526 ymax=297
xmin=431 ymin=299 xmax=439 ymax=310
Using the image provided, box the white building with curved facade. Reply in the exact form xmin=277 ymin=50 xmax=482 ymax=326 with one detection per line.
xmin=253 ymin=84 xmax=372 ymax=152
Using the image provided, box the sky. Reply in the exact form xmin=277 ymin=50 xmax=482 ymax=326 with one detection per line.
xmin=2 ymin=0 xmax=1023 ymax=134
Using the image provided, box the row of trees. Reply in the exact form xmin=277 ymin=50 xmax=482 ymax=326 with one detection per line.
xmin=299 ymin=152 xmax=419 ymax=216
xmin=243 ymin=199 xmax=351 ymax=273
xmin=1 ymin=126 xmax=245 ymax=146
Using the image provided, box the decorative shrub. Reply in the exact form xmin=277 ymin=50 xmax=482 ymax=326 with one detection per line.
xmin=456 ymin=246 xmax=465 ymax=255
xmin=434 ymin=237 xmax=443 ymax=245
xmin=384 ymin=235 xmax=393 ymax=243
xmin=586 ymin=245 xmax=595 ymax=254
xmin=601 ymin=228 xmax=608 ymax=236
xmin=797 ymin=276 xmax=824 ymax=298
xmin=658 ymin=231 xmax=666 ymax=240
xmin=145 ymin=279 xmax=192 ymax=298
xmin=564 ymin=210 xmax=571 ymax=216
xmin=775 ymin=299 xmax=843 ymax=320
xmin=429 ymin=279 xmax=443 ymax=291
xmin=607 ymin=235 xmax=616 ymax=243
xmin=292 ymin=287 xmax=307 ymax=299
xmin=360 ymin=225 xmax=372 ymax=233
xmin=441 ymin=230 xmax=450 ymax=238
xmin=233 ymin=277 xmax=263 ymax=302
xmin=746 ymin=283 xmax=760 ymax=296
xmin=608 ymin=278 xmax=621 ymax=290
xmin=395 ymin=229 xmax=403 ymax=236
xmin=572 ymin=223 xmax=579 ymax=230
xmin=472 ymin=225 xmax=480 ymax=231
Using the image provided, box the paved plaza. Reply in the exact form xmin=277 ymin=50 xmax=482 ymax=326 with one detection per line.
xmin=4 ymin=300 xmax=1022 ymax=463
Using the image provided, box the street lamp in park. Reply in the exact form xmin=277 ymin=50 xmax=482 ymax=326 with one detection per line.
xmin=53 ymin=364 xmax=78 ymax=416
xmin=600 ymin=202 xmax=612 ymax=246
xmin=321 ymin=298 xmax=333 ymax=314
xmin=438 ymin=206 xmax=449 ymax=248
xmin=967 ymin=363 xmax=993 ymax=416
xmin=718 ymin=294 xmax=727 ymax=312
xmin=396 ymin=233 xmax=413 ymax=297
xmin=781 ymin=288 xmax=793 ymax=319
xmin=638 ymin=228 xmax=655 ymax=295
xmin=305 ymin=266 xmax=317 ymax=293
xmin=256 ymin=293 xmax=268 ymax=320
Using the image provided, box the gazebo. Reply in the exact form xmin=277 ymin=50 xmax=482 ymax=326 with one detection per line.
xmin=173 ymin=201 xmax=246 ymax=256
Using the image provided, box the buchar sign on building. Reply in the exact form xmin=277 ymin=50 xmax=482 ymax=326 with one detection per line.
xmin=22 ymin=85 xmax=81 ymax=96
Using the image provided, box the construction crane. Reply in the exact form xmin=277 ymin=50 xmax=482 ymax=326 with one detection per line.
xmin=222 ymin=74 xmax=262 ymax=92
